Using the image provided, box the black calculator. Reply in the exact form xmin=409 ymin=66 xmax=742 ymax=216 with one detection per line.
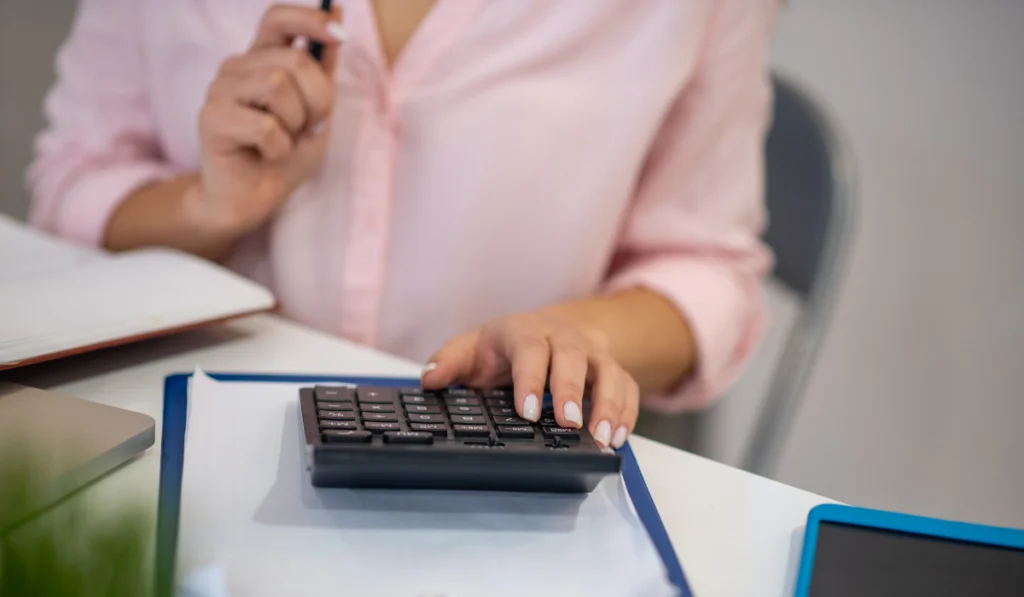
xmin=299 ymin=385 xmax=621 ymax=493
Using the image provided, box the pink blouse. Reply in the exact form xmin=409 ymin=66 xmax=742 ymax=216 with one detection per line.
xmin=28 ymin=0 xmax=777 ymax=411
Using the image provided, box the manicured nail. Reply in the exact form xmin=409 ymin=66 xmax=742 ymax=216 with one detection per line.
xmin=326 ymin=22 xmax=349 ymax=42
xmin=294 ymin=37 xmax=310 ymax=52
xmin=522 ymin=394 xmax=540 ymax=422
xmin=309 ymin=120 xmax=326 ymax=137
xmin=422 ymin=362 xmax=437 ymax=376
xmin=563 ymin=401 xmax=583 ymax=428
xmin=611 ymin=426 xmax=628 ymax=449
xmin=593 ymin=420 xmax=612 ymax=447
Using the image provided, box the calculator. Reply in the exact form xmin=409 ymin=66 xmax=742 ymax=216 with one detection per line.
xmin=299 ymin=384 xmax=621 ymax=493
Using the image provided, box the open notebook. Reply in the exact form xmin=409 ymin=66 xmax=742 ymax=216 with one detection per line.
xmin=0 ymin=214 xmax=275 ymax=370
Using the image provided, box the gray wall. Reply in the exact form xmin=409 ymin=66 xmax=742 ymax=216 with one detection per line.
xmin=2 ymin=1 xmax=1022 ymax=529
xmin=0 ymin=0 xmax=77 ymax=220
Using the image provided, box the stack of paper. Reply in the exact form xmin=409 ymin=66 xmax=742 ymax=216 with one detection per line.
xmin=0 ymin=215 xmax=275 ymax=370
xmin=177 ymin=372 xmax=679 ymax=597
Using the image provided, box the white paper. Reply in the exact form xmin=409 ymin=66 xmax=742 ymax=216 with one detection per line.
xmin=0 ymin=216 xmax=275 ymax=366
xmin=178 ymin=372 xmax=678 ymax=597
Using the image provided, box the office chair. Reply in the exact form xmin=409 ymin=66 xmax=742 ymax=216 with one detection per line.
xmin=741 ymin=73 xmax=857 ymax=476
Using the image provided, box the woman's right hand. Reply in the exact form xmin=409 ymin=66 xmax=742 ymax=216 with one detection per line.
xmin=190 ymin=4 xmax=346 ymax=236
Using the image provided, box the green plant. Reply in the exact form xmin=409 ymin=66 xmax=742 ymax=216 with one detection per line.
xmin=0 ymin=449 xmax=154 ymax=597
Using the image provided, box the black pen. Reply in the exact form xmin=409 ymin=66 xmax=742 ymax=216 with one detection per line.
xmin=308 ymin=0 xmax=333 ymax=63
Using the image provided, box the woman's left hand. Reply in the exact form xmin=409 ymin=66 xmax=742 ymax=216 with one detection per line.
xmin=421 ymin=312 xmax=638 ymax=449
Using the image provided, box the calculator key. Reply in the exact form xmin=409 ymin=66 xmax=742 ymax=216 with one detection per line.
xmin=482 ymin=388 xmax=512 ymax=399
xmin=361 ymin=403 xmax=395 ymax=413
xmin=315 ymin=386 xmax=354 ymax=402
xmin=404 ymin=404 xmax=441 ymax=414
xmin=492 ymin=416 xmax=529 ymax=426
xmin=322 ymin=430 xmax=372 ymax=443
xmin=384 ymin=431 xmax=434 ymax=445
xmin=319 ymin=410 xmax=356 ymax=421
xmin=364 ymin=422 xmax=401 ymax=432
xmin=362 ymin=412 xmax=399 ymax=422
xmin=320 ymin=420 xmax=358 ymax=430
xmin=539 ymin=415 xmax=558 ymax=426
xmin=453 ymin=424 xmax=491 ymax=438
xmin=317 ymin=402 xmax=353 ymax=412
xmin=542 ymin=427 xmax=580 ymax=440
xmin=445 ymin=388 xmax=478 ymax=397
xmin=357 ymin=387 xmax=395 ymax=403
xmin=410 ymin=423 xmax=449 ymax=437
xmin=445 ymin=396 xmax=481 ymax=407
xmin=490 ymin=407 xmax=517 ymax=417
xmin=486 ymin=398 xmax=513 ymax=408
xmin=449 ymin=405 xmax=483 ymax=415
xmin=408 ymin=413 xmax=446 ymax=424
xmin=402 ymin=395 xmax=439 ymax=405
xmin=498 ymin=426 xmax=536 ymax=439
xmin=450 ymin=415 xmax=487 ymax=425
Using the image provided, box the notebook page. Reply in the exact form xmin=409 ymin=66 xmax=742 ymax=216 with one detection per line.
xmin=0 ymin=213 xmax=101 ymax=280
xmin=0 ymin=249 xmax=275 ymax=366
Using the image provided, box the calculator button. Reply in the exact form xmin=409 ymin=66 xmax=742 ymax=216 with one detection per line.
xmin=542 ymin=427 xmax=580 ymax=441
xmin=357 ymin=387 xmax=395 ymax=403
xmin=408 ymin=413 xmax=446 ymax=424
xmin=361 ymin=403 xmax=395 ymax=413
xmin=402 ymin=395 xmax=439 ymax=405
xmin=490 ymin=407 xmax=516 ymax=417
xmin=482 ymin=388 xmax=512 ymax=399
xmin=384 ymin=431 xmax=434 ymax=445
xmin=319 ymin=410 xmax=356 ymax=421
xmin=453 ymin=424 xmax=491 ymax=438
xmin=362 ymin=412 xmax=399 ymax=422
xmin=315 ymin=386 xmax=354 ymax=402
xmin=322 ymin=430 xmax=372 ymax=443
xmin=449 ymin=405 xmax=483 ymax=415
xmin=492 ymin=416 xmax=529 ymax=426
xmin=404 ymin=404 xmax=441 ymax=414
xmin=450 ymin=415 xmax=487 ymax=425
xmin=539 ymin=415 xmax=558 ymax=426
xmin=317 ymin=402 xmax=353 ymax=412
xmin=445 ymin=388 xmax=478 ymax=397
xmin=445 ymin=396 xmax=481 ymax=407
xmin=410 ymin=423 xmax=449 ymax=437
xmin=498 ymin=426 xmax=536 ymax=439
xmin=486 ymin=398 xmax=513 ymax=408
xmin=364 ymin=422 xmax=402 ymax=432
xmin=320 ymin=420 xmax=358 ymax=430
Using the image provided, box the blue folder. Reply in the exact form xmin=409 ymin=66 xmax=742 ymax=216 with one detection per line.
xmin=157 ymin=372 xmax=691 ymax=597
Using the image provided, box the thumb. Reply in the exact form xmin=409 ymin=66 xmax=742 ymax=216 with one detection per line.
xmin=421 ymin=333 xmax=478 ymax=390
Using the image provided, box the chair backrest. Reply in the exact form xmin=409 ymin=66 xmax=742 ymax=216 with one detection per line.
xmin=741 ymin=74 xmax=856 ymax=476
xmin=763 ymin=75 xmax=851 ymax=298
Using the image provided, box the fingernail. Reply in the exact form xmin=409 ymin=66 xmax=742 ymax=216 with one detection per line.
xmin=611 ymin=426 xmax=628 ymax=449
xmin=422 ymin=362 xmax=437 ymax=376
xmin=563 ymin=401 xmax=583 ymax=428
xmin=309 ymin=120 xmax=326 ymax=137
xmin=522 ymin=394 xmax=540 ymax=422
xmin=294 ymin=36 xmax=309 ymax=52
xmin=593 ymin=420 xmax=612 ymax=448
xmin=326 ymin=22 xmax=349 ymax=42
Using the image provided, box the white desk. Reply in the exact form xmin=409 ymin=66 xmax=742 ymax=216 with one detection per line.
xmin=10 ymin=314 xmax=833 ymax=597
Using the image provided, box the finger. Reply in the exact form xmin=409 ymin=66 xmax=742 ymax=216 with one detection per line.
xmin=319 ymin=6 xmax=344 ymax=75
xmin=252 ymin=4 xmax=346 ymax=50
xmin=508 ymin=334 xmax=551 ymax=423
xmin=209 ymin=69 xmax=307 ymax=136
xmin=586 ymin=356 xmax=623 ymax=448
xmin=421 ymin=333 xmax=477 ymax=390
xmin=548 ymin=333 xmax=588 ymax=430
xmin=613 ymin=375 xmax=640 ymax=449
xmin=235 ymin=48 xmax=336 ymax=126
xmin=200 ymin=99 xmax=293 ymax=161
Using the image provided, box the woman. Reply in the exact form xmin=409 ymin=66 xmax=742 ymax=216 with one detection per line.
xmin=28 ymin=0 xmax=777 ymax=449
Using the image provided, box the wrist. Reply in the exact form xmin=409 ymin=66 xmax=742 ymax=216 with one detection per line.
xmin=177 ymin=177 xmax=248 ymax=243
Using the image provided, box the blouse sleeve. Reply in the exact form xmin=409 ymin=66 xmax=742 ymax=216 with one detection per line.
xmin=26 ymin=0 xmax=180 ymax=247
xmin=603 ymin=0 xmax=779 ymax=411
